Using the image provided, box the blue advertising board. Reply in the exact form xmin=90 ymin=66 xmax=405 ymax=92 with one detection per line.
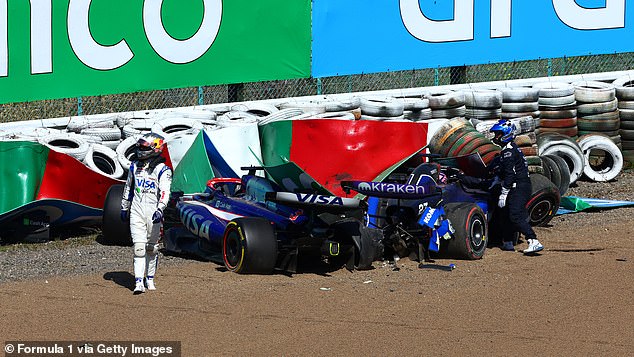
xmin=312 ymin=0 xmax=630 ymax=77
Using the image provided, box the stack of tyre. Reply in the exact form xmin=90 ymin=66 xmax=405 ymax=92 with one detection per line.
xmin=426 ymin=90 xmax=467 ymax=120
xmin=537 ymin=132 xmax=585 ymax=185
xmin=428 ymin=117 xmax=501 ymax=165
xmin=396 ymin=96 xmax=433 ymax=121
xmin=357 ymin=96 xmax=405 ymax=121
xmin=573 ymin=81 xmax=620 ymax=147
xmin=613 ymin=75 xmax=634 ymax=167
xmin=277 ymin=96 xmax=361 ymax=120
xmin=464 ymin=89 xmax=503 ymax=123
xmin=533 ymin=81 xmax=578 ymax=138
xmin=500 ymin=87 xmax=541 ymax=121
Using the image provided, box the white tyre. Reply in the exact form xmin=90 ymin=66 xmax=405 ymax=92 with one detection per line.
xmin=38 ymin=133 xmax=90 ymax=161
xmin=116 ymin=135 xmax=141 ymax=171
xmin=83 ymin=143 xmax=125 ymax=179
xmin=359 ymin=96 xmax=405 ymax=117
xmin=576 ymin=134 xmax=623 ymax=182
xmin=573 ymin=81 xmax=616 ymax=103
xmin=533 ymin=81 xmax=575 ymax=98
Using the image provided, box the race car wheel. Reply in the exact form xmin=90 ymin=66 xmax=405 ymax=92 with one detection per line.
xmin=102 ymin=184 xmax=132 ymax=246
xmin=222 ymin=217 xmax=277 ymax=274
xmin=443 ymin=202 xmax=488 ymax=260
xmin=526 ymin=174 xmax=561 ymax=227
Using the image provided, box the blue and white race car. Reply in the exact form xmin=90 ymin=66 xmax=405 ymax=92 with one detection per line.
xmin=102 ymin=166 xmax=383 ymax=274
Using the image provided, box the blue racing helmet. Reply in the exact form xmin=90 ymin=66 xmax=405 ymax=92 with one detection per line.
xmin=489 ymin=119 xmax=516 ymax=146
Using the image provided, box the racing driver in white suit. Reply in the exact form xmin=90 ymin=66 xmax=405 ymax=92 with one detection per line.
xmin=120 ymin=132 xmax=172 ymax=294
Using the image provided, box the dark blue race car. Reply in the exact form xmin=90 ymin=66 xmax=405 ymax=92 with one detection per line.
xmin=102 ymin=166 xmax=383 ymax=274
xmin=341 ymin=153 xmax=560 ymax=262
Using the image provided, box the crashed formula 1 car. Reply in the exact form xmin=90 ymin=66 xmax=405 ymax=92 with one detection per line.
xmin=341 ymin=153 xmax=560 ymax=262
xmin=102 ymin=166 xmax=383 ymax=274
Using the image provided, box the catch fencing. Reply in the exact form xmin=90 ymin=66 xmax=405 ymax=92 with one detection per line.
xmin=1 ymin=52 xmax=633 ymax=123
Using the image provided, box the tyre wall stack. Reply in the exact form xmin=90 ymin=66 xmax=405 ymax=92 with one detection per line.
xmin=428 ymin=117 xmax=501 ymax=166
xmin=426 ymin=90 xmax=467 ymax=120
xmin=500 ymin=87 xmax=541 ymax=121
xmin=464 ymin=89 xmax=502 ymax=124
xmin=573 ymin=81 xmax=620 ymax=148
xmin=533 ymin=82 xmax=578 ymax=138
xmin=613 ymin=76 xmax=634 ymax=167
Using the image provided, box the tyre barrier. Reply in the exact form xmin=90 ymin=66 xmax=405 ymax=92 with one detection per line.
xmin=537 ymin=132 xmax=585 ymax=184
xmin=428 ymin=117 xmax=500 ymax=165
xmin=230 ymin=103 xmax=279 ymax=117
xmin=115 ymin=135 xmax=141 ymax=171
xmin=500 ymin=86 xmax=540 ymax=120
xmin=37 ymin=133 xmax=90 ymax=161
xmin=534 ymin=81 xmax=578 ymax=138
xmin=66 ymin=116 xmax=116 ymax=133
xmin=359 ymin=96 xmax=405 ymax=118
xmin=426 ymin=90 xmax=466 ymax=119
xmin=218 ymin=111 xmax=260 ymax=125
xmin=540 ymin=154 xmax=571 ymax=196
xmin=83 ymin=143 xmax=125 ymax=180
xmin=613 ymin=75 xmax=634 ymax=167
xmin=122 ymin=119 xmax=157 ymax=138
xmin=464 ymin=89 xmax=503 ymax=120
xmin=576 ymin=134 xmax=623 ymax=182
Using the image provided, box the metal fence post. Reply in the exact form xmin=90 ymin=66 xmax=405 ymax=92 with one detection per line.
xmin=77 ymin=97 xmax=83 ymax=116
xmin=198 ymin=86 xmax=204 ymax=105
xmin=316 ymin=78 xmax=322 ymax=95
xmin=434 ymin=68 xmax=439 ymax=86
xmin=547 ymin=58 xmax=553 ymax=77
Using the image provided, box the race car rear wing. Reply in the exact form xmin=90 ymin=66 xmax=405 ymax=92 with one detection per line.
xmin=265 ymin=192 xmax=365 ymax=210
xmin=340 ymin=179 xmax=440 ymax=199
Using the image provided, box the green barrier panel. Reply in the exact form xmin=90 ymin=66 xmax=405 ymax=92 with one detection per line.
xmin=171 ymin=131 xmax=214 ymax=194
xmin=0 ymin=0 xmax=311 ymax=104
xmin=0 ymin=141 xmax=49 ymax=214
xmin=259 ymin=120 xmax=293 ymax=166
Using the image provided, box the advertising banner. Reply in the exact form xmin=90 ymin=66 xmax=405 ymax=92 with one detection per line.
xmin=0 ymin=0 xmax=310 ymax=104
xmin=312 ymin=0 xmax=632 ymax=77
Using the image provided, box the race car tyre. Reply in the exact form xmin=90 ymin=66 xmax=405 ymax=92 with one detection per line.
xmin=223 ymin=217 xmax=277 ymax=274
xmin=612 ymin=76 xmax=634 ymax=101
xmin=102 ymin=184 xmax=132 ymax=246
xmin=526 ymin=174 xmax=561 ymax=227
xmin=442 ymin=202 xmax=488 ymax=260
xmin=500 ymin=87 xmax=540 ymax=102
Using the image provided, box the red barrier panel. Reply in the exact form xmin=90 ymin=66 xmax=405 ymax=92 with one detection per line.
xmin=290 ymin=120 xmax=429 ymax=196
xmin=36 ymin=150 xmax=122 ymax=209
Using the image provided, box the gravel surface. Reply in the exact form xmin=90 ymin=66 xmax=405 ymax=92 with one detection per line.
xmin=1 ymin=169 xmax=633 ymax=284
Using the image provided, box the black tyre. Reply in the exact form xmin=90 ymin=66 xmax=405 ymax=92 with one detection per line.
xmin=102 ymin=184 xmax=132 ymax=245
xmin=443 ymin=202 xmax=488 ymax=259
xmin=540 ymin=155 xmax=561 ymax=194
xmin=526 ymin=174 xmax=561 ymax=227
xmin=544 ymin=154 xmax=571 ymax=196
xmin=222 ymin=217 xmax=277 ymax=274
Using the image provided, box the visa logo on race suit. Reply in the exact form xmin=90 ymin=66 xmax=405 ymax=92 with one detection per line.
xmin=135 ymin=178 xmax=157 ymax=194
